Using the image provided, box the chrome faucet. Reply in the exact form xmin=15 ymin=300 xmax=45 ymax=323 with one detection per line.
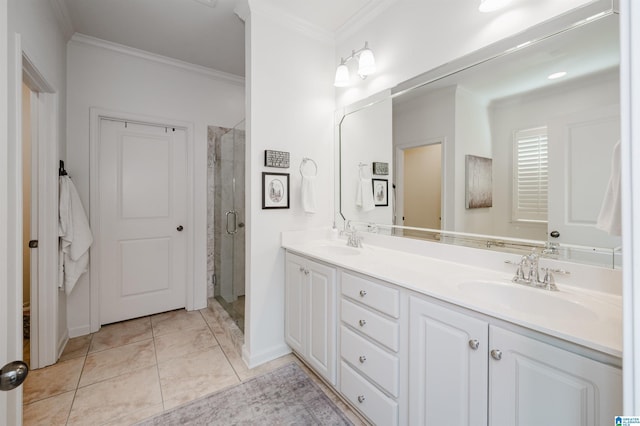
xmin=510 ymin=248 xmax=567 ymax=291
xmin=344 ymin=226 xmax=363 ymax=248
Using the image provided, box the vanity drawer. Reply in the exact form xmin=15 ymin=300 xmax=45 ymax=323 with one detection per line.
xmin=341 ymin=361 xmax=398 ymax=426
xmin=341 ymin=326 xmax=399 ymax=397
xmin=341 ymin=298 xmax=399 ymax=352
xmin=341 ymin=272 xmax=400 ymax=318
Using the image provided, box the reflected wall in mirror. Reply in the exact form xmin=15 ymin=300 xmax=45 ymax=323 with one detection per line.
xmin=338 ymin=9 xmax=621 ymax=268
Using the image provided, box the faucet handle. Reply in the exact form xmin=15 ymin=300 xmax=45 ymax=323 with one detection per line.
xmin=541 ymin=268 xmax=560 ymax=291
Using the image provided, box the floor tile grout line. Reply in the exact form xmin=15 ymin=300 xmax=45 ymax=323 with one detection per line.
xmin=199 ymin=310 xmax=243 ymax=383
xmin=66 ymin=332 xmax=94 ymax=425
xmin=151 ymin=327 xmax=167 ymax=413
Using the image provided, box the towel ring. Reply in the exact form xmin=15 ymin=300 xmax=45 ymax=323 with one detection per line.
xmin=358 ymin=162 xmax=368 ymax=179
xmin=300 ymin=157 xmax=318 ymax=177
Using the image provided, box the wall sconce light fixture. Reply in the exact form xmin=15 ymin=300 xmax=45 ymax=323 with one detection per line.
xmin=334 ymin=42 xmax=376 ymax=87
xmin=478 ymin=0 xmax=511 ymax=12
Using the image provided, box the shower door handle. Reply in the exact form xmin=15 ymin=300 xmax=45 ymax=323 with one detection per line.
xmin=226 ymin=211 xmax=238 ymax=235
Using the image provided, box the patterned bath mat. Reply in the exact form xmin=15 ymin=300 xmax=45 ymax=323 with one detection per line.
xmin=136 ymin=362 xmax=353 ymax=425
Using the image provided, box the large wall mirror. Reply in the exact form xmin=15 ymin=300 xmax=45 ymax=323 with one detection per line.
xmin=337 ymin=4 xmax=621 ymax=268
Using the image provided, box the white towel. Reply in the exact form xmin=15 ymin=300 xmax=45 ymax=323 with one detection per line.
xmin=59 ymin=176 xmax=93 ymax=295
xmin=301 ymin=175 xmax=317 ymax=213
xmin=596 ymin=140 xmax=622 ymax=236
xmin=356 ymin=178 xmax=375 ymax=212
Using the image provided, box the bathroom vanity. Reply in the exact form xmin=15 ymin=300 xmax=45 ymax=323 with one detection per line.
xmin=282 ymin=231 xmax=622 ymax=425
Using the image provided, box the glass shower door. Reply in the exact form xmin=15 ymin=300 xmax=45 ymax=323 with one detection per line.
xmin=214 ymin=122 xmax=245 ymax=331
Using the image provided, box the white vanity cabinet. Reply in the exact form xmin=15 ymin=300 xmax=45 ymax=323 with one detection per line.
xmin=408 ymin=295 xmax=622 ymax=426
xmin=488 ymin=325 xmax=622 ymax=426
xmin=408 ymin=296 xmax=489 ymax=426
xmin=339 ymin=271 xmax=401 ymax=425
xmin=284 ymin=252 xmax=337 ymax=385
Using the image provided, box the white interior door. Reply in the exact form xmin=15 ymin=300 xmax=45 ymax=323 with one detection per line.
xmin=548 ymin=104 xmax=621 ymax=249
xmin=98 ymin=119 xmax=187 ymax=325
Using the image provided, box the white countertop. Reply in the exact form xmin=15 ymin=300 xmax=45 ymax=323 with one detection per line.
xmin=282 ymin=235 xmax=622 ymax=358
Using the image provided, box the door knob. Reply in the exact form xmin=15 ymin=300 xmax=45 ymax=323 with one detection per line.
xmin=177 ymin=225 xmax=184 ymax=232
xmin=0 ymin=361 xmax=29 ymax=391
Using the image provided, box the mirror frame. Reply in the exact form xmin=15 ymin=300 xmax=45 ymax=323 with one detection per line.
xmin=335 ymin=0 xmax=621 ymax=268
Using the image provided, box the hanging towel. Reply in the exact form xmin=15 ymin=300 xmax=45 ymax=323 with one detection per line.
xmin=301 ymin=175 xmax=317 ymax=213
xmin=355 ymin=169 xmax=375 ymax=212
xmin=596 ymin=140 xmax=622 ymax=236
xmin=59 ymin=175 xmax=93 ymax=295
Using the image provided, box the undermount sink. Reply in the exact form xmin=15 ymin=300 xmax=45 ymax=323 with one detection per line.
xmin=312 ymin=243 xmax=363 ymax=256
xmin=457 ymin=280 xmax=599 ymax=322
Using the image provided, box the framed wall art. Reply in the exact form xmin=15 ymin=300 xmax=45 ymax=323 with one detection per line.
xmin=262 ymin=172 xmax=290 ymax=209
xmin=372 ymin=178 xmax=389 ymax=207
xmin=465 ymin=154 xmax=493 ymax=209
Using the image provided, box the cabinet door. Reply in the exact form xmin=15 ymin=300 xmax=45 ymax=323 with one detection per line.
xmin=307 ymin=259 xmax=337 ymax=385
xmin=409 ymin=296 xmax=488 ymax=426
xmin=489 ymin=326 xmax=622 ymax=426
xmin=284 ymin=253 xmax=305 ymax=354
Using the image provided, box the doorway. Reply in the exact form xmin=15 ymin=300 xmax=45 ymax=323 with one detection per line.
xmin=208 ymin=121 xmax=246 ymax=332
xmin=96 ymin=118 xmax=189 ymax=325
xmin=396 ymin=141 xmax=443 ymax=238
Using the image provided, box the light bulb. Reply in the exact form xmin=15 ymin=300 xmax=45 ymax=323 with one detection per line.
xmin=358 ymin=48 xmax=376 ymax=76
xmin=334 ymin=63 xmax=350 ymax=87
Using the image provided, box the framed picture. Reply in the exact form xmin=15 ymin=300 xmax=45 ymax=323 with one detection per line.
xmin=465 ymin=155 xmax=493 ymax=209
xmin=262 ymin=172 xmax=290 ymax=209
xmin=372 ymin=178 xmax=388 ymax=206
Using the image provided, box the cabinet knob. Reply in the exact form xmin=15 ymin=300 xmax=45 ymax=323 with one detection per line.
xmin=357 ymin=395 xmax=366 ymax=403
xmin=468 ymin=339 xmax=480 ymax=350
xmin=358 ymin=319 xmax=366 ymax=327
xmin=304 ymin=269 xmax=309 ymax=275
xmin=299 ymin=266 xmax=305 ymax=272
xmin=490 ymin=349 xmax=502 ymax=360
xmin=359 ymin=355 xmax=367 ymax=364
xmin=359 ymin=290 xmax=367 ymax=297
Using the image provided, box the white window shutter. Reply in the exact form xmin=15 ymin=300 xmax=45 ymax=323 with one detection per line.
xmin=512 ymin=127 xmax=548 ymax=222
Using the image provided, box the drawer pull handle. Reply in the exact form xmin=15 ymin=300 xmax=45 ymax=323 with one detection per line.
xmin=357 ymin=395 xmax=366 ymax=403
xmin=491 ymin=349 xmax=502 ymax=361
xmin=358 ymin=319 xmax=366 ymax=327
xmin=468 ymin=339 xmax=480 ymax=350
xmin=359 ymin=355 xmax=367 ymax=363
xmin=359 ymin=290 xmax=367 ymax=297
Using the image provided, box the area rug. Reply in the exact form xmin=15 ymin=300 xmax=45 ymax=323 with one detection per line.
xmin=136 ymin=362 xmax=353 ymax=425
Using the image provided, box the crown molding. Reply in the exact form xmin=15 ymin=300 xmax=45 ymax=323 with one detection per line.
xmin=335 ymin=0 xmax=399 ymax=44
xmin=69 ymin=33 xmax=245 ymax=86
xmin=50 ymin=0 xmax=75 ymax=41
xmin=248 ymin=0 xmax=335 ymax=44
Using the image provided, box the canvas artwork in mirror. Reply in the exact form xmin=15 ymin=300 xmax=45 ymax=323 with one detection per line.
xmin=337 ymin=8 xmax=621 ymax=268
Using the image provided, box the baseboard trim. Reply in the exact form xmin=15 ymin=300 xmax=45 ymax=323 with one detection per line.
xmin=57 ymin=330 xmax=69 ymax=360
xmin=242 ymin=343 xmax=292 ymax=369
xmin=68 ymin=325 xmax=91 ymax=339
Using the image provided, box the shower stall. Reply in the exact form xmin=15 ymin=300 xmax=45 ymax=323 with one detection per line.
xmin=207 ymin=121 xmax=245 ymax=331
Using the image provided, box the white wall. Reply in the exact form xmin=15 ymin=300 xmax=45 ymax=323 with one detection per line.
xmin=335 ymin=0 xmax=595 ymax=107
xmin=489 ymin=69 xmax=620 ymax=241
xmin=66 ymin=37 xmax=245 ymax=336
xmin=455 ymin=86 xmax=493 ymax=235
xmin=244 ymin=5 xmax=335 ymax=366
xmin=340 ymin=98 xmax=393 ymax=225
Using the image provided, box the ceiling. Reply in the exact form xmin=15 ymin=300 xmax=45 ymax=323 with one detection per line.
xmin=60 ymin=0 xmax=378 ymax=78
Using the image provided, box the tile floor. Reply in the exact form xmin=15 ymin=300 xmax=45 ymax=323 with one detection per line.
xmin=22 ymin=307 xmax=365 ymax=426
